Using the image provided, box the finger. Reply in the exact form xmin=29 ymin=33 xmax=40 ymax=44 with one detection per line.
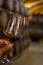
xmin=3 ymin=39 xmax=13 ymax=45
xmin=0 ymin=39 xmax=8 ymax=47
xmin=3 ymin=39 xmax=10 ymax=45
xmin=7 ymin=51 xmax=13 ymax=59
xmin=0 ymin=39 xmax=4 ymax=44
xmin=0 ymin=39 xmax=12 ymax=48
xmin=0 ymin=43 xmax=13 ymax=58
xmin=0 ymin=39 xmax=5 ymax=47
xmin=0 ymin=39 xmax=8 ymax=46
xmin=9 ymin=51 xmax=13 ymax=57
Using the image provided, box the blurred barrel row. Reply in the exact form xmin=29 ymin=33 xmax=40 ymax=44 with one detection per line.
xmin=29 ymin=14 xmax=43 ymax=41
xmin=0 ymin=0 xmax=29 ymax=58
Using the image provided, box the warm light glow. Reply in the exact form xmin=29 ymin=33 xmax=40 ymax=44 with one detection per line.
xmin=24 ymin=1 xmax=42 ymax=8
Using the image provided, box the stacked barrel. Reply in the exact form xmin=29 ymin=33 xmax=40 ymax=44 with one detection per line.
xmin=0 ymin=0 xmax=29 ymax=58
xmin=29 ymin=14 xmax=43 ymax=41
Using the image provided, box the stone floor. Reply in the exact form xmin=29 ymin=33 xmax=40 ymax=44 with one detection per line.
xmin=12 ymin=42 xmax=43 ymax=65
